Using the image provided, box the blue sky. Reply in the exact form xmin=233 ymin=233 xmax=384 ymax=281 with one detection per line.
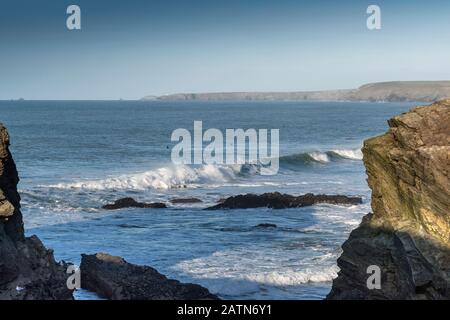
xmin=1 ymin=0 xmax=450 ymax=99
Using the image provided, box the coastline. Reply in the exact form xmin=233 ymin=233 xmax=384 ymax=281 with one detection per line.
xmin=142 ymin=81 xmax=450 ymax=103
xmin=1 ymin=100 xmax=448 ymax=300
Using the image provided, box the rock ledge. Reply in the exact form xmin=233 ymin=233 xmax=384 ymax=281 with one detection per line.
xmin=80 ymin=253 xmax=219 ymax=300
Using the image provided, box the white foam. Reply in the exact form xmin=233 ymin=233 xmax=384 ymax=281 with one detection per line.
xmin=308 ymin=152 xmax=330 ymax=163
xmin=330 ymin=148 xmax=363 ymax=160
xmin=187 ymin=267 xmax=339 ymax=297
xmin=243 ymin=266 xmax=339 ymax=285
xmin=48 ymin=164 xmax=240 ymax=190
xmin=174 ymin=249 xmax=340 ymax=289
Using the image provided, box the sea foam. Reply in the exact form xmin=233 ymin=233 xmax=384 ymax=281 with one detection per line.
xmin=48 ymin=148 xmax=362 ymax=191
xmin=243 ymin=266 xmax=339 ymax=285
xmin=48 ymin=164 xmax=246 ymax=190
xmin=328 ymin=148 xmax=363 ymax=160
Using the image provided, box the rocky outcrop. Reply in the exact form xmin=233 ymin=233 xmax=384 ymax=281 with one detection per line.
xmin=102 ymin=197 xmax=167 ymax=210
xmin=80 ymin=253 xmax=219 ymax=300
xmin=328 ymin=100 xmax=450 ymax=299
xmin=206 ymin=192 xmax=362 ymax=210
xmin=0 ymin=124 xmax=73 ymax=300
xmin=254 ymin=223 xmax=277 ymax=229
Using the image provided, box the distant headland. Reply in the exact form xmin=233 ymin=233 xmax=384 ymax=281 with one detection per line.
xmin=142 ymin=81 xmax=450 ymax=102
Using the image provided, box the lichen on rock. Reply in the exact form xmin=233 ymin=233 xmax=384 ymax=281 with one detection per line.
xmin=0 ymin=189 xmax=15 ymax=217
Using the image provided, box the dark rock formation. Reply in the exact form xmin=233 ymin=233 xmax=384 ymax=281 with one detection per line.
xmin=254 ymin=223 xmax=277 ymax=229
xmin=170 ymin=198 xmax=202 ymax=204
xmin=102 ymin=197 xmax=167 ymax=210
xmin=206 ymin=192 xmax=362 ymax=210
xmin=80 ymin=253 xmax=219 ymax=300
xmin=328 ymin=100 xmax=450 ymax=300
xmin=0 ymin=124 xmax=73 ymax=300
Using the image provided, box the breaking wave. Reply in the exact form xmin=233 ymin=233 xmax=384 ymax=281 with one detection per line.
xmin=279 ymin=148 xmax=362 ymax=167
xmin=48 ymin=164 xmax=257 ymax=190
xmin=327 ymin=148 xmax=363 ymax=160
xmin=47 ymin=148 xmax=362 ymax=191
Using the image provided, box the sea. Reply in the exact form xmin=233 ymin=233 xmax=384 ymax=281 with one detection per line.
xmin=0 ymin=100 xmax=416 ymax=299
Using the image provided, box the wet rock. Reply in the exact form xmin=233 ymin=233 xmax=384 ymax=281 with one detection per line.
xmin=206 ymin=192 xmax=362 ymax=210
xmin=170 ymin=198 xmax=203 ymax=204
xmin=102 ymin=197 xmax=167 ymax=210
xmin=80 ymin=253 xmax=219 ymax=300
xmin=328 ymin=100 xmax=450 ymax=300
xmin=254 ymin=223 xmax=277 ymax=229
xmin=0 ymin=124 xmax=73 ymax=300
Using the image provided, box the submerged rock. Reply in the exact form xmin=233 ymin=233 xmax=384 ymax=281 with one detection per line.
xmin=102 ymin=197 xmax=167 ymax=210
xmin=170 ymin=198 xmax=203 ymax=204
xmin=206 ymin=192 xmax=362 ymax=210
xmin=328 ymin=100 xmax=450 ymax=300
xmin=254 ymin=223 xmax=277 ymax=229
xmin=80 ymin=253 xmax=219 ymax=300
xmin=0 ymin=124 xmax=73 ymax=300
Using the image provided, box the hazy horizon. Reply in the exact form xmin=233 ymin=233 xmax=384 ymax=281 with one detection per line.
xmin=2 ymin=79 xmax=450 ymax=101
xmin=1 ymin=0 xmax=450 ymax=100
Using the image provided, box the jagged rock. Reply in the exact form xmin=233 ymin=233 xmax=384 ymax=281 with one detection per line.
xmin=102 ymin=197 xmax=167 ymax=210
xmin=170 ymin=198 xmax=202 ymax=204
xmin=206 ymin=192 xmax=362 ymax=210
xmin=80 ymin=253 xmax=219 ymax=300
xmin=0 ymin=124 xmax=73 ymax=300
xmin=328 ymin=100 xmax=450 ymax=300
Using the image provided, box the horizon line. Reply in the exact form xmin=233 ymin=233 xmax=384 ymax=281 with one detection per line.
xmin=3 ymin=80 xmax=450 ymax=101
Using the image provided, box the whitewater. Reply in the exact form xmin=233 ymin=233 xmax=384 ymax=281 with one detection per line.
xmin=48 ymin=147 xmax=363 ymax=191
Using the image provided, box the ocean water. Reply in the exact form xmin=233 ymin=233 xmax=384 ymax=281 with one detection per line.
xmin=0 ymin=100 xmax=416 ymax=299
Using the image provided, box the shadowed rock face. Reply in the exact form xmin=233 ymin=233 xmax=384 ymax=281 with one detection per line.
xmin=80 ymin=253 xmax=219 ymax=300
xmin=328 ymin=100 xmax=450 ymax=300
xmin=206 ymin=192 xmax=362 ymax=210
xmin=0 ymin=124 xmax=73 ymax=300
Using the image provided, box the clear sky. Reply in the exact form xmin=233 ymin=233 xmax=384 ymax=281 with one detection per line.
xmin=1 ymin=0 xmax=450 ymax=100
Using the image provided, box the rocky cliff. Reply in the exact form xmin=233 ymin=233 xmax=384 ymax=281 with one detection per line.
xmin=328 ymin=100 xmax=450 ymax=299
xmin=0 ymin=124 xmax=73 ymax=299
xmin=143 ymin=81 xmax=450 ymax=102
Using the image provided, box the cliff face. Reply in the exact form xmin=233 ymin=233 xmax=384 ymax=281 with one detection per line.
xmin=143 ymin=81 xmax=450 ymax=102
xmin=0 ymin=124 xmax=73 ymax=299
xmin=328 ymin=100 xmax=450 ymax=299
